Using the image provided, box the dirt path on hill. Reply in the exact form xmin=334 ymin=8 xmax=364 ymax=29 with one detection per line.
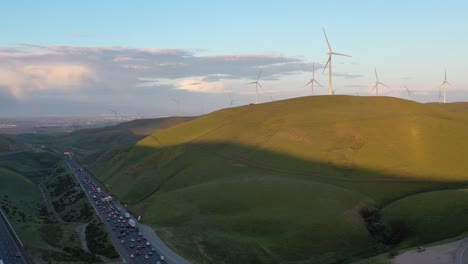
xmin=75 ymin=223 xmax=90 ymax=253
xmin=38 ymin=182 xmax=62 ymax=223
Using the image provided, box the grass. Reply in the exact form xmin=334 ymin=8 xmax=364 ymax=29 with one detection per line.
xmin=0 ymin=134 xmax=29 ymax=152
xmin=83 ymin=96 xmax=468 ymax=263
xmin=382 ymin=189 xmax=468 ymax=248
xmin=0 ymin=151 xmax=115 ymax=263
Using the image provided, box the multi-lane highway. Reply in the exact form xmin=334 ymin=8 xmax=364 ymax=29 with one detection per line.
xmin=0 ymin=208 xmax=34 ymax=264
xmin=65 ymin=153 xmax=187 ymax=264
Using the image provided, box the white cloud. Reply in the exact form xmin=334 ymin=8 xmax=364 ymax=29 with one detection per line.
xmin=0 ymin=45 xmax=312 ymax=100
xmin=176 ymin=78 xmax=224 ymax=93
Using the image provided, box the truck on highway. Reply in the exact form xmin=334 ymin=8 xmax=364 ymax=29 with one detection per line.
xmin=125 ymin=213 xmax=130 ymax=219
xmin=128 ymin=219 xmax=136 ymax=228
xmin=101 ymin=196 xmax=112 ymax=203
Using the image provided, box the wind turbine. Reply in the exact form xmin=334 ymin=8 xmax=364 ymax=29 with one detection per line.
xmin=304 ymin=62 xmax=322 ymax=95
xmin=108 ymin=109 xmax=118 ymax=126
xmin=322 ymin=28 xmax=351 ymax=95
xmin=404 ymin=86 xmax=415 ymax=97
xmin=229 ymin=95 xmax=239 ymax=106
xmin=440 ymin=69 xmax=451 ymax=104
xmin=371 ymin=68 xmax=389 ymax=96
xmin=248 ymin=70 xmax=263 ymax=104
xmin=171 ymin=98 xmax=180 ymax=116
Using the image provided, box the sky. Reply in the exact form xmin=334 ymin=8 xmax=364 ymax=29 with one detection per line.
xmin=1 ymin=0 xmax=467 ymax=116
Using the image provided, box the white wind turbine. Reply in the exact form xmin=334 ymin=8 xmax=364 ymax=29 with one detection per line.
xmin=229 ymin=95 xmax=239 ymax=106
xmin=371 ymin=68 xmax=389 ymax=96
xmin=248 ymin=70 xmax=263 ymax=104
xmin=440 ymin=69 xmax=452 ymax=104
xmin=171 ymin=98 xmax=181 ymax=116
xmin=404 ymin=86 xmax=415 ymax=97
xmin=304 ymin=62 xmax=322 ymax=95
xmin=322 ymin=28 xmax=351 ymax=95
xmin=108 ymin=109 xmax=118 ymax=126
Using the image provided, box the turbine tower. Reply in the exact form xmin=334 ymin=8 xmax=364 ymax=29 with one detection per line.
xmin=171 ymin=98 xmax=180 ymax=116
xmin=248 ymin=70 xmax=263 ymax=104
xmin=371 ymin=68 xmax=389 ymax=96
xmin=322 ymin=28 xmax=351 ymax=95
xmin=229 ymin=95 xmax=239 ymax=106
xmin=108 ymin=109 xmax=117 ymax=126
xmin=440 ymin=69 xmax=451 ymax=104
xmin=304 ymin=62 xmax=322 ymax=95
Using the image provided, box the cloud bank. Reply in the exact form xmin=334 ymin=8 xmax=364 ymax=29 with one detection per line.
xmin=0 ymin=45 xmax=312 ymax=100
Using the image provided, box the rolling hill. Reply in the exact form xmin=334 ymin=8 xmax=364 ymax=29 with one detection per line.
xmin=88 ymin=96 xmax=468 ymax=263
xmin=18 ymin=116 xmax=195 ymax=160
xmin=0 ymin=134 xmax=29 ymax=152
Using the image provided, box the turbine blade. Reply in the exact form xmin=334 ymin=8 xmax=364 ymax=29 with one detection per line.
xmin=322 ymin=28 xmax=332 ymax=52
xmin=314 ymin=80 xmax=323 ymax=87
xmin=331 ymin=52 xmax=351 ymax=57
xmin=257 ymin=70 xmax=262 ymax=82
xmin=375 ymin=68 xmax=378 ymax=81
xmin=378 ymin=82 xmax=390 ymax=88
xmin=258 ymin=82 xmax=263 ymax=89
xmin=323 ymin=57 xmax=331 ymax=73
xmin=304 ymin=80 xmax=313 ymax=87
xmin=247 ymin=82 xmax=256 ymax=85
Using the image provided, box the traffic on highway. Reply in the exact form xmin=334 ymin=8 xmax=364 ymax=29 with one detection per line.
xmin=0 ymin=208 xmax=33 ymax=264
xmin=66 ymin=155 xmax=167 ymax=264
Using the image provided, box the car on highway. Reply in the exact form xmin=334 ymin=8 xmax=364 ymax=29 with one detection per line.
xmin=130 ymin=254 xmax=135 ymax=259
xmin=120 ymin=239 xmax=125 ymax=244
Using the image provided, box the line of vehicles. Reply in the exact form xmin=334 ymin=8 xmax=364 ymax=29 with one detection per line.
xmin=75 ymin=167 xmax=166 ymax=263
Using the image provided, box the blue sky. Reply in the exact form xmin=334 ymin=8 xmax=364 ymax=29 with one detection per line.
xmin=1 ymin=1 xmax=467 ymax=116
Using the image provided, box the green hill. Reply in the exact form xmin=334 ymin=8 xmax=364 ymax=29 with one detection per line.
xmin=0 ymin=134 xmax=29 ymax=152
xmin=18 ymin=116 xmax=195 ymax=159
xmin=0 ymin=151 xmax=116 ymax=262
xmin=89 ymin=96 xmax=468 ymax=263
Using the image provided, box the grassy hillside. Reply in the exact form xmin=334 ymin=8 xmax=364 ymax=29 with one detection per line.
xmin=89 ymin=96 xmax=468 ymax=263
xmin=0 ymin=151 xmax=116 ymax=263
xmin=426 ymin=102 xmax=468 ymax=114
xmin=0 ymin=134 xmax=29 ymax=152
xmin=19 ymin=117 xmax=195 ymax=159
xmin=382 ymin=189 xmax=468 ymax=248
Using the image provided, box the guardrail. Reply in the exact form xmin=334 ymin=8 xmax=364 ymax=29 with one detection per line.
xmin=0 ymin=207 xmax=24 ymax=248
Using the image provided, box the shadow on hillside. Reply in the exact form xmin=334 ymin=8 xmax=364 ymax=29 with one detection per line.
xmin=78 ymin=139 xmax=468 ymax=264
xmin=108 ymin=141 xmax=468 ymax=206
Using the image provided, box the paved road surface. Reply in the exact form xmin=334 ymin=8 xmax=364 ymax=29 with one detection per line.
xmin=65 ymin=153 xmax=188 ymax=264
xmin=456 ymin=238 xmax=468 ymax=264
xmin=0 ymin=208 xmax=34 ymax=264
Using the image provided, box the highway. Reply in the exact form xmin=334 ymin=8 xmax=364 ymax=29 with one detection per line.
xmin=456 ymin=238 xmax=468 ymax=264
xmin=0 ymin=208 xmax=34 ymax=264
xmin=65 ymin=153 xmax=188 ymax=264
